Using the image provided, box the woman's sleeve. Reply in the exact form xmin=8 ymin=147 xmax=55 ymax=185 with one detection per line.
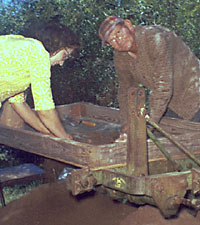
xmin=29 ymin=42 xmax=55 ymax=111
xmin=8 ymin=92 xmax=25 ymax=103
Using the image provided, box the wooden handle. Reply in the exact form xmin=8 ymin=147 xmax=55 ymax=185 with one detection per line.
xmin=81 ymin=120 xmax=96 ymax=127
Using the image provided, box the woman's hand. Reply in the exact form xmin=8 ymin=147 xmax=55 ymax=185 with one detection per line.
xmin=11 ymin=102 xmax=73 ymax=140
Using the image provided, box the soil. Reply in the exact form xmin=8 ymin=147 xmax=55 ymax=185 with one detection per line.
xmin=0 ymin=181 xmax=199 ymax=225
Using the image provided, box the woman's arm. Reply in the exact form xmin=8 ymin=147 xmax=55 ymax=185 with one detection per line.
xmin=36 ymin=108 xmax=72 ymax=139
xmin=11 ymin=102 xmax=72 ymax=139
xmin=11 ymin=102 xmax=51 ymax=134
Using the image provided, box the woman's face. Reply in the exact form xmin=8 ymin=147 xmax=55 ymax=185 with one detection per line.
xmin=50 ymin=48 xmax=74 ymax=66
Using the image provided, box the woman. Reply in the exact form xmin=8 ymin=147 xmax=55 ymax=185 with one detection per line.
xmin=0 ymin=21 xmax=80 ymax=139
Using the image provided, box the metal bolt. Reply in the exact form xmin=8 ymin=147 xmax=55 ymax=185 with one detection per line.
xmin=193 ymin=179 xmax=200 ymax=188
xmin=73 ymin=183 xmax=82 ymax=195
xmin=193 ymin=179 xmax=200 ymax=194
xmin=81 ymin=179 xmax=89 ymax=188
xmin=167 ymin=196 xmax=181 ymax=208
xmin=138 ymin=90 xmax=143 ymax=96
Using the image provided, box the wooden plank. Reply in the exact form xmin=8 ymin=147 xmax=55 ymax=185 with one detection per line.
xmin=0 ymin=163 xmax=44 ymax=184
xmin=89 ymin=141 xmax=127 ymax=169
xmin=0 ymin=125 xmax=90 ymax=167
xmin=56 ymin=102 xmax=86 ymax=120
xmin=147 ymin=132 xmax=200 ymax=161
xmin=1 ymin=118 xmax=200 ymax=170
xmin=56 ymin=102 xmax=121 ymax=124
xmin=160 ymin=117 xmax=200 ymax=135
xmin=82 ymin=103 xmax=121 ymax=124
xmin=0 ymin=102 xmax=200 ymax=171
xmin=55 ymin=104 xmax=73 ymax=120
xmin=0 ymin=123 xmax=126 ymax=169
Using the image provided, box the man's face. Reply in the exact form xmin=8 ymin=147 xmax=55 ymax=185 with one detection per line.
xmin=106 ymin=24 xmax=134 ymax=51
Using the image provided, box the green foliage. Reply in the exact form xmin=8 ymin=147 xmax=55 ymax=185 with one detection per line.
xmin=0 ymin=145 xmax=43 ymax=168
xmin=0 ymin=0 xmax=199 ymax=108
xmin=0 ymin=0 xmax=199 ymax=181
xmin=0 ymin=145 xmax=17 ymax=167
xmin=0 ymin=180 xmax=42 ymax=206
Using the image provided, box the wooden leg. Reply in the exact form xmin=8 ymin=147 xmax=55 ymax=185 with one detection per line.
xmin=0 ymin=184 xmax=6 ymax=207
xmin=43 ymin=158 xmax=67 ymax=183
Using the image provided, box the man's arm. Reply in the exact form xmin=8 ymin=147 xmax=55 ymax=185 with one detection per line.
xmin=147 ymin=28 xmax=174 ymax=124
xmin=11 ymin=102 xmax=72 ymax=139
xmin=114 ymin=27 xmax=174 ymax=125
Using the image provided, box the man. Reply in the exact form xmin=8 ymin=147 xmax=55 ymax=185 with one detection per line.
xmin=98 ymin=16 xmax=200 ymax=127
xmin=0 ymin=22 xmax=80 ymax=139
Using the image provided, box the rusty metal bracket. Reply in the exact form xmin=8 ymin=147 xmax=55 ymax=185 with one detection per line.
xmin=66 ymin=168 xmax=97 ymax=195
xmin=66 ymin=167 xmax=200 ymax=217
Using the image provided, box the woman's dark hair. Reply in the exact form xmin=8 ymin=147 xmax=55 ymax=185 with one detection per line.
xmin=23 ymin=21 xmax=81 ymax=57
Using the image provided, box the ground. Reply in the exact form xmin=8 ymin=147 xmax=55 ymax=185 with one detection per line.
xmin=0 ymin=181 xmax=200 ymax=225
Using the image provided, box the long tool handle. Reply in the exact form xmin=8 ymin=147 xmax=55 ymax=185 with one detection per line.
xmin=145 ymin=115 xmax=200 ymax=167
xmin=147 ymin=128 xmax=182 ymax=171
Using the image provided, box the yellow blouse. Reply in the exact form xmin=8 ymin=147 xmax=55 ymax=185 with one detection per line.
xmin=0 ymin=35 xmax=55 ymax=110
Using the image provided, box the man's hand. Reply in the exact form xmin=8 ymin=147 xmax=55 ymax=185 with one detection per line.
xmin=121 ymin=122 xmax=128 ymax=133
